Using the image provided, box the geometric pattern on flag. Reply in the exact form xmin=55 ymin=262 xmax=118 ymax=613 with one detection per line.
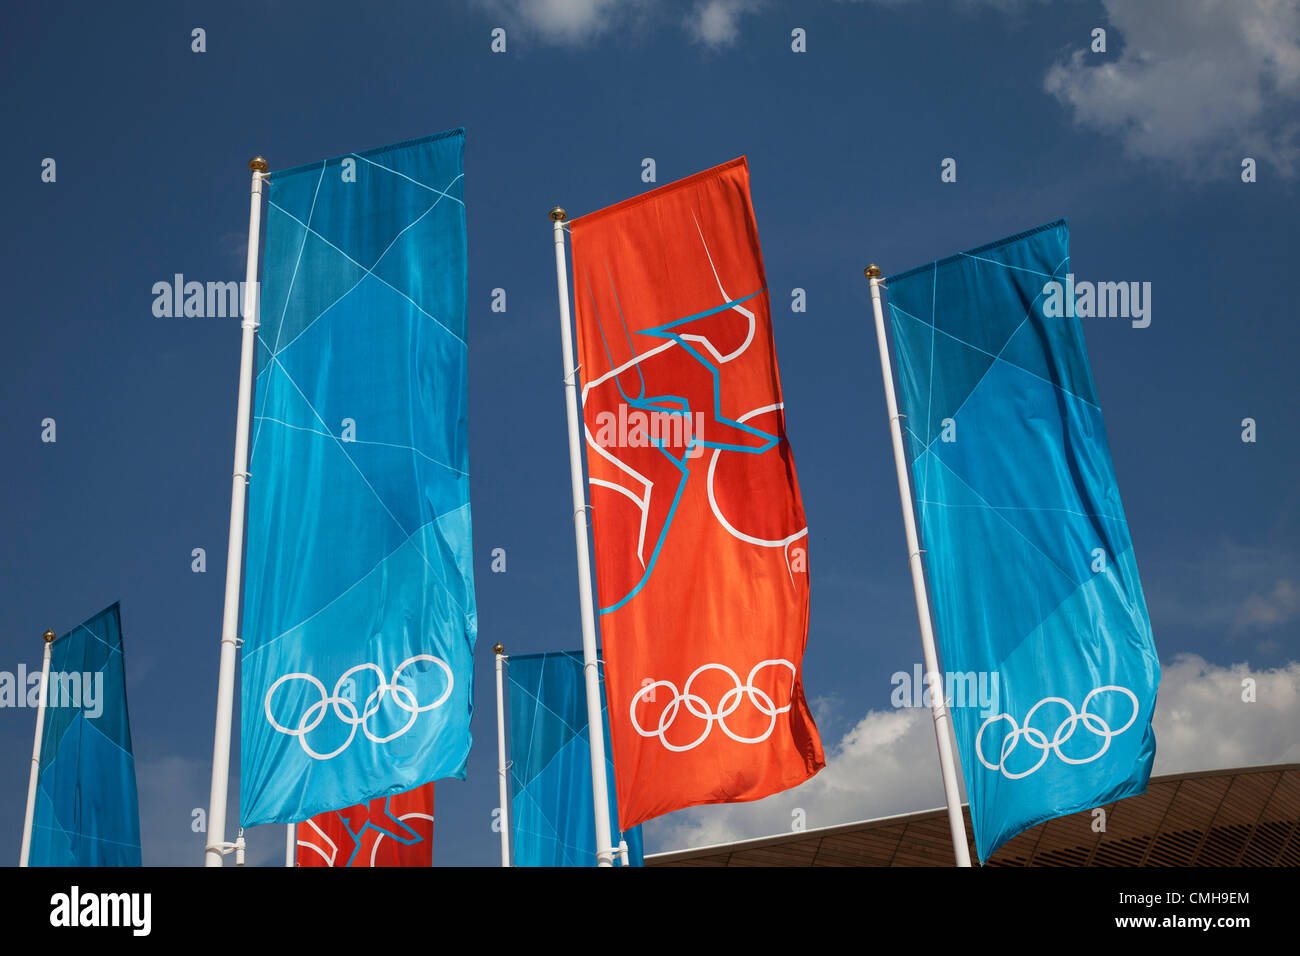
xmin=30 ymin=602 xmax=141 ymax=867
xmin=507 ymin=651 xmax=643 ymax=867
xmin=886 ymin=219 xmax=1160 ymax=863
xmin=239 ymin=130 xmax=475 ymax=826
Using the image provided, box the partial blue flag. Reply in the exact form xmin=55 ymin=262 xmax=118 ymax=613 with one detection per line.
xmin=508 ymin=651 xmax=643 ymax=867
xmin=30 ymin=602 xmax=141 ymax=866
xmin=241 ymin=129 xmax=476 ymax=825
xmin=885 ymin=219 xmax=1159 ymax=863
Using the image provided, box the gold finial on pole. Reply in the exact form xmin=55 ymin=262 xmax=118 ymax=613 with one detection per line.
xmin=864 ymin=264 xmax=882 ymax=279
xmin=249 ymin=156 xmax=268 ymax=173
xmin=42 ymin=629 xmax=55 ymax=643
xmin=493 ymin=643 xmax=505 ymax=655
xmin=549 ymin=206 xmax=567 ymax=222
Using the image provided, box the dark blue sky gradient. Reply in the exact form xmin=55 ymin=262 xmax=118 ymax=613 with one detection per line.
xmin=1 ymin=1 xmax=1294 ymax=865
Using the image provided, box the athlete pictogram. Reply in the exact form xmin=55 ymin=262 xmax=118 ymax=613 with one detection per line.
xmin=296 ymin=784 xmax=435 ymax=867
xmin=581 ymin=214 xmax=808 ymax=614
xmin=570 ymin=159 xmax=826 ymax=827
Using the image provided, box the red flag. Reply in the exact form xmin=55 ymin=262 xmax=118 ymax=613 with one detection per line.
xmin=570 ymin=157 xmax=824 ymax=828
xmin=295 ymin=781 xmax=435 ymax=867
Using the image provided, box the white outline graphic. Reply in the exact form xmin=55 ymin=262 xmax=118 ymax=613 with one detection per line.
xmin=630 ymin=659 xmax=796 ymax=752
xmin=368 ymin=812 xmax=435 ymax=866
xmin=975 ymin=685 xmax=1140 ymax=780
xmin=296 ymin=818 xmax=338 ymax=866
xmin=266 ymin=654 xmax=454 ymax=760
xmin=706 ymin=403 xmax=809 ymax=583
xmin=295 ymin=810 xmax=436 ymax=867
xmin=580 ymin=215 xmax=806 ymax=572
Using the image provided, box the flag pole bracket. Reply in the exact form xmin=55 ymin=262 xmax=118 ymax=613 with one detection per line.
xmin=205 ymin=831 xmax=247 ymax=866
xmin=601 ymin=840 xmax=630 ymax=866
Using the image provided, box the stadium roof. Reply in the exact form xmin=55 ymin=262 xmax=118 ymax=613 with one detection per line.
xmin=645 ymin=763 xmax=1300 ymax=866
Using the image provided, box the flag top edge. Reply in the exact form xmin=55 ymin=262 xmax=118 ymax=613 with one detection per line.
xmin=571 ymin=156 xmax=748 ymax=230
xmin=267 ymin=127 xmax=466 ymax=182
xmin=886 ymin=217 xmax=1069 ymax=284
xmin=507 ymin=650 xmax=585 ymax=663
xmin=53 ymin=600 xmax=122 ymax=645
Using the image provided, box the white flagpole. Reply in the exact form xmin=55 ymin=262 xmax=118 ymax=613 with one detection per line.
xmin=549 ymin=206 xmax=615 ymax=867
xmin=866 ymin=264 xmax=973 ymax=868
xmin=18 ymin=629 xmax=56 ymax=867
xmin=285 ymin=824 xmax=295 ymax=867
xmin=204 ymin=156 xmax=268 ymax=867
xmin=493 ymin=643 xmax=511 ymax=866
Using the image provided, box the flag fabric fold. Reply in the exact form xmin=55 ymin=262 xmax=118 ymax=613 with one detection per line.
xmin=29 ymin=602 xmax=142 ymax=867
xmin=885 ymin=219 xmax=1160 ymax=862
xmin=507 ymin=651 xmax=643 ymax=867
xmin=568 ymin=157 xmax=824 ymax=828
xmin=240 ymin=129 xmax=476 ymax=826
xmin=295 ymin=781 xmax=435 ymax=867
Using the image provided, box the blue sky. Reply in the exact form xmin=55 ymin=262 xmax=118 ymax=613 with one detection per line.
xmin=2 ymin=0 xmax=1297 ymax=866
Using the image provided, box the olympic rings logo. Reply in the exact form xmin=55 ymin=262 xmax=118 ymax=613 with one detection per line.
xmin=265 ymin=655 xmax=454 ymax=760
xmin=975 ymin=685 xmax=1140 ymax=780
xmin=630 ymin=660 xmax=796 ymax=752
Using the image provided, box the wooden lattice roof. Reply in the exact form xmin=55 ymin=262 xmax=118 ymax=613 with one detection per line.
xmin=645 ymin=764 xmax=1300 ymax=867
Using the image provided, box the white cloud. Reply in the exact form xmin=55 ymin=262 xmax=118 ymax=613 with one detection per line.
xmin=476 ymin=0 xmax=765 ymax=48
xmin=644 ymin=654 xmax=1300 ymax=853
xmin=1234 ymin=579 xmax=1300 ymax=633
xmin=1144 ymin=538 xmax=1300 ymax=653
xmin=644 ymin=705 xmax=943 ymax=851
xmin=1044 ymin=0 xmax=1300 ymax=177
xmin=1151 ymin=654 xmax=1300 ymax=773
xmin=474 ymin=0 xmax=647 ymax=45
xmin=685 ymin=0 xmax=764 ymax=48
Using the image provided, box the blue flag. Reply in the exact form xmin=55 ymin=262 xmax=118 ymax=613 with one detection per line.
xmin=508 ymin=652 xmax=643 ymax=867
xmin=241 ymin=129 xmax=476 ymax=826
xmin=29 ymin=602 xmax=141 ymax=866
xmin=886 ymin=220 xmax=1159 ymax=863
